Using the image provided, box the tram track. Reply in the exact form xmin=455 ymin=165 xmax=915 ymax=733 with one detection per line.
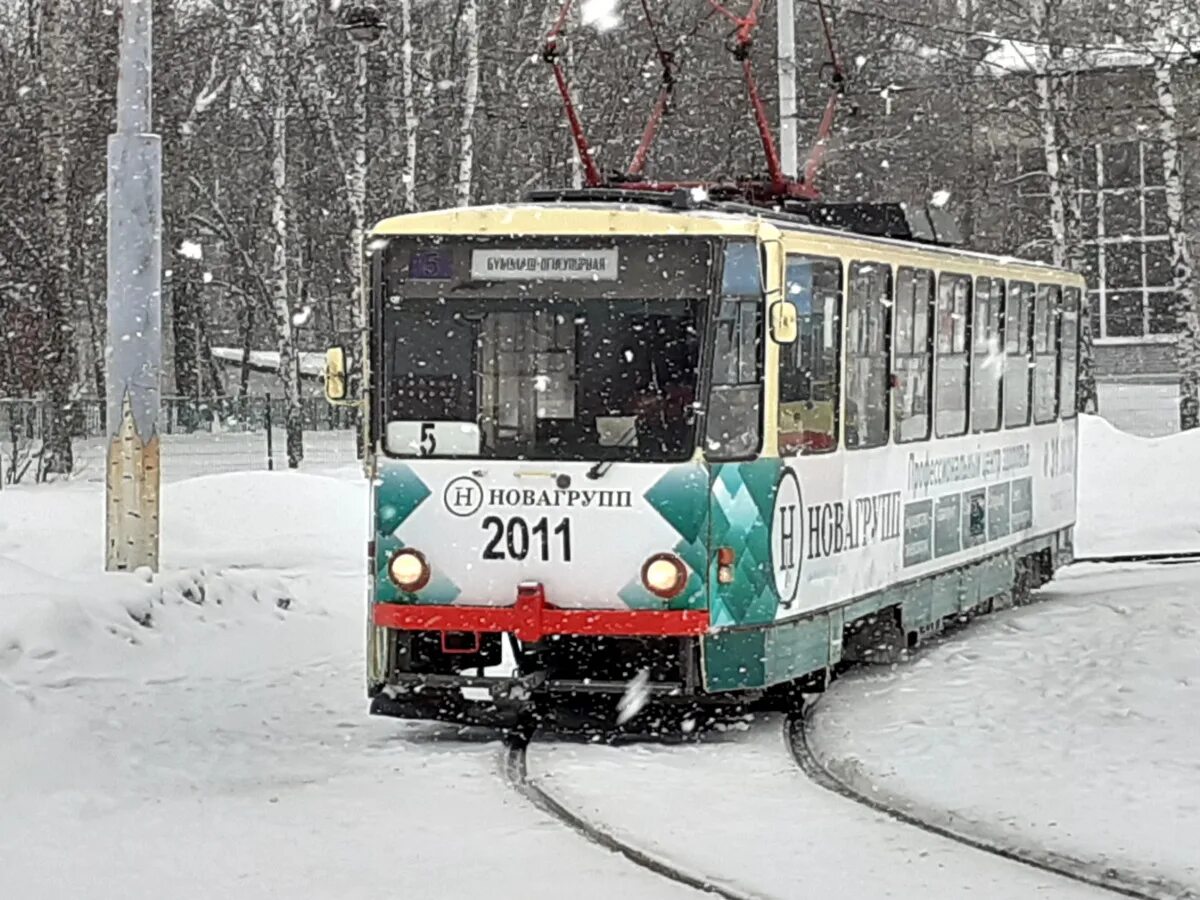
xmin=1072 ymin=551 xmax=1200 ymax=566
xmin=498 ymin=557 xmax=1200 ymax=900
xmin=788 ymin=699 xmax=1197 ymax=900
xmin=501 ymin=733 xmax=772 ymax=900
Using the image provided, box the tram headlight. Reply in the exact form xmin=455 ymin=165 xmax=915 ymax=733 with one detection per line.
xmin=642 ymin=553 xmax=687 ymax=599
xmin=388 ymin=549 xmax=431 ymax=592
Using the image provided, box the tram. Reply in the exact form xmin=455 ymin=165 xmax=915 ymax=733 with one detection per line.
xmin=324 ymin=190 xmax=1082 ymax=726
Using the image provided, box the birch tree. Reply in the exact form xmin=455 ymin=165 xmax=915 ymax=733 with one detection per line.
xmin=456 ymin=0 xmax=480 ymax=207
xmin=264 ymin=0 xmax=303 ymax=466
xmin=1020 ymin=0 xmax=1097 ymax=413
xmin=36 ymin=0 xmax=79 ymax=476
xmin=1146 ymin=0 xmax=1200 ymax=429
xmin=386 ymin=0 xmax=419 ymax=214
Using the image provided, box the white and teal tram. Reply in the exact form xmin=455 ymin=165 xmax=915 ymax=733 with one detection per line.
xmin=324 ymin=191 xmax=1082 ymax=726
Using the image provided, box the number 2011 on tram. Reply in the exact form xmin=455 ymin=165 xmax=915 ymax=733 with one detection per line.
xmin=323 ymin=194 xmax=1082 ymax=726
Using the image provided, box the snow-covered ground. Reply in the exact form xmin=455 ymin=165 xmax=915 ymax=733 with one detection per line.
xmin=2 ymin=412 xmax=1198 ymax=898
xmin=809 ymin=562 xmax=1200 ymax=893
xmin=807 ymin=418 xmax=1200 ymax=895
xmin=0 ymin=474 xmax=693 ymax=899
xmin=527 ymin=721 xmax=1107 ymax=898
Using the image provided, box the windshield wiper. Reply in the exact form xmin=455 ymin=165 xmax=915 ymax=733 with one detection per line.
xmin=586 ymin=424 xmax=638 ymax=479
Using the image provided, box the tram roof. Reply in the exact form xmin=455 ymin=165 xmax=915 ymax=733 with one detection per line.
xmin=370 ymin=202 xmax=1084 ymax=286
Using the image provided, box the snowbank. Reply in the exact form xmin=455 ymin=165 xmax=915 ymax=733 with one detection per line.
xmin=810 ymin=562 xmax=1200 ymax=890
xmin=1077 ymin=414 xmax=1200 ymax=556
xmin=0 ymin=471 xmax=368 ymax=703
xmin=0 ymin=559 xmax=297 ymax=694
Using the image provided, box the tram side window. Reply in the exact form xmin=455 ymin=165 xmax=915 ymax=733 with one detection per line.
xmin=845 ymin=262 xmax=891 ymax=449
xmin=1004 ymin=281 xmax=1034 ymax=428
xmin=778 ymin=255 xmax=842 ymax=455
xmin=1033 ymin=284 xmax=1061 ymax=424
xmin=1060 ymin=287 xmax=1080 ymax=419
xmin=893 ymin=268 xmax=934 ymax=443
xmin=935 ymin=274 xmax=972 ymax=437
xmin=971 ymin=277 xmax=1005 ymax=433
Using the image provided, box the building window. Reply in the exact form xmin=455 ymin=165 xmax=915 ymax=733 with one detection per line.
xmin=1087 ymin=142 xmax=1174 ymax=339
xmin=935 ymin=273 xmax=971 ymax=437
xmin=778 ymin=255 xmax=842 ymax=455
xmin=845 ymin=262 xmax=891 ymax=449
xmin=893 ymin=268 xmax=934 ymax=443
xmin=1019 ymin=140 xmax=1172 ymax=341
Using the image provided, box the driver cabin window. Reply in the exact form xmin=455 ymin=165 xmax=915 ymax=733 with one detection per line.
xmin=778 ymin=255 xmax=842 ymax=456
xmin=705 ymin=242 xmax=763 ymax=459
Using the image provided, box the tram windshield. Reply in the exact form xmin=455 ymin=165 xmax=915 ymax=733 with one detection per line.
xmin=378 ymin=236 xmax=731 ymax=462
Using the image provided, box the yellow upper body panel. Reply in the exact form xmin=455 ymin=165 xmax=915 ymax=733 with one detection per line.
xmin=370 ymin=202 xmax=1083 ymax=289
xmin=371 ymin=204 xmax=774 ymax=240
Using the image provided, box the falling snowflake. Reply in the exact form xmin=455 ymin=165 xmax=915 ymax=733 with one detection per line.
xmin=616 ymin=669 xmax=651 ymax=725
xmin=292 ymin=305 xmax=312 ymax=327
xmin=581 ymin=0 xmax=621 ymax=32
xmin=178 ymin=240 xmax=203 ymax=260
xmin=931 ymin=190 xmax=952 ymax=208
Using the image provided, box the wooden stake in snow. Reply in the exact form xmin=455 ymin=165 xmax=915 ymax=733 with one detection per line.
xmin=106 ymin=0 xmax=163 ymax=572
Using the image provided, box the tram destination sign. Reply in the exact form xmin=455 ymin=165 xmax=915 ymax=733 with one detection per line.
xmin=470 ymin=248 xmax=619 ymax=281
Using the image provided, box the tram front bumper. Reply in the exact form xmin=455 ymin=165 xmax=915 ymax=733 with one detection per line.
xmin=371 ymin=582 xmax=710 ymax=642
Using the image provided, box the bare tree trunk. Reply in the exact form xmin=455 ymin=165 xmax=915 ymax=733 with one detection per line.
xmin=267 ymin=1 xmax=303 ymax=467
xmin=1036 ymin=73 xmax=1067 ymax=269
xmin=349 ymin=43 xmax=368 ymax=338
xmin=1030 ymin=0 xmax=1097 ymax=415
xmin=238 ymin=299 xmax=255 ymax=401
xmin=386 ymin=0 xmax=418 ymax=213
xmin=1053 ymin=72 xmax=1097 ymax=414
xmin=172 ymin=249 xmax=203 ymax=429
xmin=456 ymin=0 xmax=480 ymax=207
xmin=1151 ymin=48 xmax=1199 ymax=430
xmin=38 ymin=0 xmax=77 ymax=477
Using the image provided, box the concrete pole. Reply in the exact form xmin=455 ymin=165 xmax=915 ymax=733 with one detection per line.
xmin=106 ymin=0 xmax=163 ymax=572
xmin=777 ymin=0 xmax=799 ymax=179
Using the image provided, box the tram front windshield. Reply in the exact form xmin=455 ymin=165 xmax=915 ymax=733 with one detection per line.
xmin=379 ymin=237 xmax=719 ymax=462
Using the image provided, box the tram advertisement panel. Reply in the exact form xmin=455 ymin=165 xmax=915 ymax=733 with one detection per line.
xmin=767 ymin=422 xmax=1077 ymax=621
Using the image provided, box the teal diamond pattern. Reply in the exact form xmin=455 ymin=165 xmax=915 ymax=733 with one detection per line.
xmin=631 ymin=464 xmax=710 ymax=611
xmin=709 ymin=460 xmax=782 ymax=627
xmin=374 ymin=462 xmax=461 ymax=605
xmin=376 ymin=464 xmax=431 ymax=535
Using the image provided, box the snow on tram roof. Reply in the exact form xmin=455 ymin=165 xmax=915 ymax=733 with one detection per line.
xmin=371 ymin=201 xmax=1081 ymax=281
